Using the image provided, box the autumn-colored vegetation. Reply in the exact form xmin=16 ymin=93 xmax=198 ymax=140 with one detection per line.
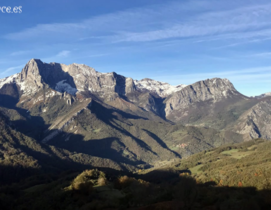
xmin=1 ymin=122 xmax=271 ymax=210
xmin=0 ymin=166 xmax=271 ymax=209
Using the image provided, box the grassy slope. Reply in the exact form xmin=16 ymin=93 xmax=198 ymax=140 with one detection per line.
xmin=148 ymin=139 xmax=271 ymax=190
xmin=2 ymin=164 xmax=271 ymax=210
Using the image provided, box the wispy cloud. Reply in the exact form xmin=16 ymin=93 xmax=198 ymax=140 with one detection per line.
xmin=0 ymin=65 xmax=24 ymax=75
xmin=5 ymin=23 xmax=86 ymax=41
xmin=116 ymin=3 xmax=271 ymax=42
xmin=153 ymin=66 xmax=271 ymax=86
xmin=243 ymin=52 xmax=271 ymax=58
xmin=56 ymin=50 xmax=71 ymax=57
xmin=5 ymin=1 xmax=271 ymax=45
xmin=10 ymin=50 xmax=30 ymax=56
xmin=86 ymin=53 xmax=109 ymax=58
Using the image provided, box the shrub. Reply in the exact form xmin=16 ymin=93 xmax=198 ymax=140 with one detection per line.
xmin=72 ymin=181 xmax=93 ymax=194
xmin=114 ymin=175 xmax=135 ymax=189
xmin=70 ymin=169 xmax=106 ymax=194
xmin=97 ymin=177 xmax=107 ymax=186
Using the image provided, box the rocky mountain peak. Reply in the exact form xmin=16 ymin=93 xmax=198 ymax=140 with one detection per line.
xmin=184 ymin=77 xmax=241 ymax=99
xmin=19 ymin=58 xmax=47 ymax=94
xmin=0 ymin=59 xmax=187 ymax=98
xmin=234 ymin=99 xmax=271 ymax=140
xmin=164 ymin=77 xmax=246 ymax=118
xmin=254 ymin=92 xmax=271 ymax=99
xmin=18 ymin=59 xmax=76 ymax=95
xmin=0 ymin=59 xmax=248 ymax=111
xmin=140 ymin=78 xmax=153 ymax=82
xmin=9 ymin=59 xmax=138 ymax=97
xmin=20 ymin=58 xmax=43 ymax=83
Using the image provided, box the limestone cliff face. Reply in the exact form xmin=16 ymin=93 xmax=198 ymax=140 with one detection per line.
xmin=0 ymin=59 xmax=253 ymax=127
xmin=19 ymin=59 xmax=75 ymax=95
xmin=164 ymin=78 xmax=245 ymax=118
xmin=2 ymin=58 xmax=271 ymax=142
xmin=1 ymin=58 xmax=271 ymax=171
xmin=125 ymin=77 xmax=136 ymax=94
xmin=64 ymin=64 xmax=136 ymax=95
xmin=234 ymin=99 xmax=271 ymax=140
xmin=17 ymin=59 xmax=136 ymax=97
xmin=19 ymin=59 xmax=45 ymax=93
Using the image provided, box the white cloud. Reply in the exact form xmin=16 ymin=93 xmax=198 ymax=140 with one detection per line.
xmin=10 ymin=50 xmax=30 ymax=56
xmin=152 ymin=66 xmax=271 ymax=87
xmin=243 ymin=52 xmax=271 ymax=58
xmin=0 ymin=65 xmax=24 ymax=75
xmin=4 ymin=1 xmax=271 ymax=45
xmin=56 ymin=50 xmax=71 ymax=57
xmin=86 ymin=53 xmax=109 ymax=58
xmin=5 ymin=23 xmax=86 ymax=41
xmin=115 ymin=3 xmax=271 ymax=42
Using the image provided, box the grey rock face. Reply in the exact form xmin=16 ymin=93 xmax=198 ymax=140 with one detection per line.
xmin=20 ymin=59 xmax=45 ymax=93
xmin=18 ymin=59 xmax=136 ymax=97
xmin=3 ymin=59 xmax=270 ymax=141
xmin=137 ymin=92 xmax=159 ymax=112
xmin=2 ymin=58 xmax=271 ymax=171
xmin=60 ymin=92 xmax=76 ymax=105
xmin=164 ymin=78 xmax=245 ymax=118
xmin=254 ymin=92 xmax=271 ymax=99
xmin=67 ymin=64 xmax=136 ymax=96
xmin=234 ymin=99 xmax=271 ymax=140
xmin=125 ymin=77 xmax=136 ymax=94
xmin=19 ymin=59 xmax=76 ymax=95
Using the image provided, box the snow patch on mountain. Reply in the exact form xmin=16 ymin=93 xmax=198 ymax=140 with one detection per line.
xmin=0 ymin=73 xmax=19 ymax=89
xmin=55 ymin=80 xmax=78 ymax=95
xmin=254 ymin=92 xmax=271 ymax=99
xmin=134 ymin=78 xmax=186 ymax=97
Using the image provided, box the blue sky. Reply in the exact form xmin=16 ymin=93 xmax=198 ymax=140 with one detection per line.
xmin=1 ymin=0 xmax=271 ymax=96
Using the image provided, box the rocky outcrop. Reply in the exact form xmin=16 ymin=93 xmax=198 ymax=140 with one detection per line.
xmin=67 ymin=65 xmax=137 ymax=96
xmin=164 ymin=78 xmax=246 ymax=118
xmin=254 ymin=92 xmax=271 ymax=99
xmin=234 ymin=99 xmax=271 ymax=140
xmin=60 ymin=92 xmax=76 ymax=105
xmin=19 ymin=59 xmax=76 ymax=95
xmin=20 ymin=59 xmax=44 ymax=92
xmin=13 ymin=59 xmax=139 ymax=97
xmin=125 ymin=77 xmax=136 ymax=94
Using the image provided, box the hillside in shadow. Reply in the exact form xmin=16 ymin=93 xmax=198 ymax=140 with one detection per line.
xmin=0 ymin=87 xmax=47 ymax=139
xmin=1 ymin=166 xmax=271 ymax=210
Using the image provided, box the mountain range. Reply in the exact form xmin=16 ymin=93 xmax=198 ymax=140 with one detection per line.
xmin=0 ymin=58 xmax=271 ymax=175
